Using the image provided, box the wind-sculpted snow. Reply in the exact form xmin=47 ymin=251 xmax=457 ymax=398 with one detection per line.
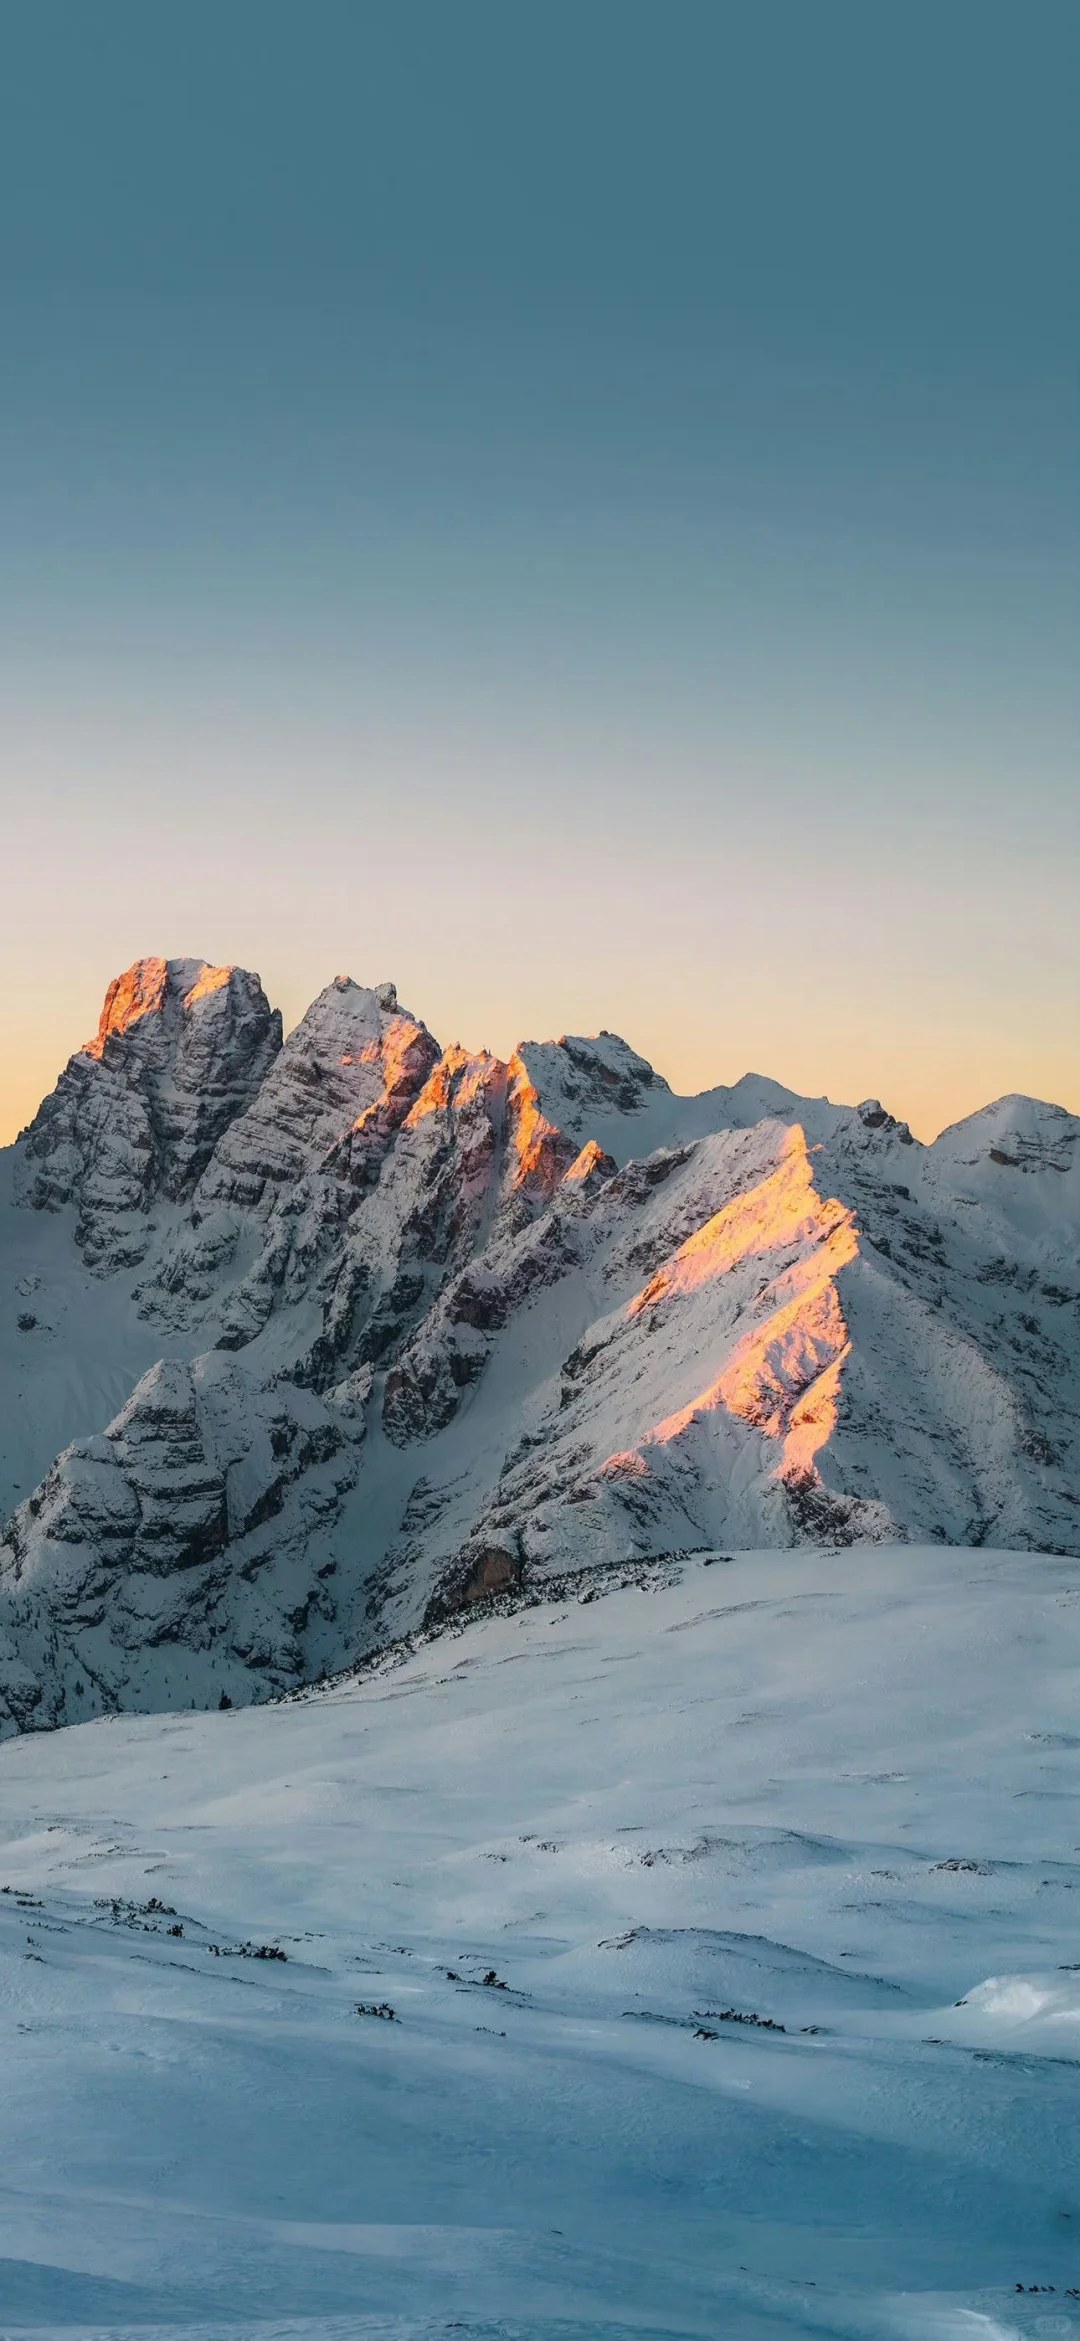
xmin=1 ymin=961 xmax=1078 ymax=1726
xmin=0 ymin=1545 xmax=1077 ymax=2336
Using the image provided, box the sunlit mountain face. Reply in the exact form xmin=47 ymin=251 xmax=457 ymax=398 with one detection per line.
xmin=622 ymin=1127 xmax=858 ymax=1481
xmin=0 ymin=955 xmax=1076 ymax=1735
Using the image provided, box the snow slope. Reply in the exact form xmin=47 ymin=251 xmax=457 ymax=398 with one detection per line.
xmin=1 ymin=959 xmax=1078 ymax=1731
xmin=0 ymin=1542 xmax=1076 ymax=2339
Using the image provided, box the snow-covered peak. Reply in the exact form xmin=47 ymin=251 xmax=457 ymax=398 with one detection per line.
xmin=281 ymin=974 xmax=404 ymax=1057
xmin=497 ymin=1030 xmax=668 ymax=1201
xmin=81 ymin=954 xmax=174 ymax=1058
xmin=516 ymin=1030 xmax=666 ymax=1132
xmin=79 ymin=956 xmax=269 ymax=1065
xmin=917 ymin=1094 xmax=1080 ymax=1254
xmin=402 ymin=1045 xmax=507 ymax=1130
xmin=194 ymin=978 xmax=441 ymax=1215
xmin=932 ymin=1093 xmax=1079 ymax=1175
xmin=13 ymin=957 xmax=281 ymax=1263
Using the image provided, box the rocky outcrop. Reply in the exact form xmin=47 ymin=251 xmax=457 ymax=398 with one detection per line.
xmin=14 ymin=959 xmax=281 ymax=1267
xmin=0 ymin=1353 xmax=368 ymax=1730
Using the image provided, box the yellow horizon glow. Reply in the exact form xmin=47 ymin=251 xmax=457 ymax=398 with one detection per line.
xmin=3 ymin=705 xmax=1076 ymax=1154
xmin=1 ymin=945 xmax=1076 ymax=1153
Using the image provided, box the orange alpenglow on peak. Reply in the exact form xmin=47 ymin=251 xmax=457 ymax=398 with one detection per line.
xmin=83 ymin=957 xmax=241 ymax=1059
xmin=646 ymin=1251 xmax=856 ymax=1473
xmin=348 ymin=1017 xmax=442 ymax=1137
xmin=614 ymin=1125 xmax=860 ymax=1486
xmin=180 ymin=964 xmax=235 ymax=1010
xmin=404 ymin=1047 xmax=505 ymax=1128
xmin=83 ymin=958 xmax=170 ymax=1058
xmin=563 ymin=1139 xmax=614 ymax=1185
xmin=602 ymin=1249 xmax=856 ymax=1495
xmin=378 ymin=1016 xmax=437 ymax=1102
xmin=596 ymin=1449 xmax=650 ymax=1482
xmin=506 ymin=1052 xmax=571 ymax=1191
xmin=626 ymin=1127 xmax=850 ymax=1318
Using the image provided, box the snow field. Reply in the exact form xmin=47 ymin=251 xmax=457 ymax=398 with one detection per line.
xmin=0 ymin=1543 xmax=1077 ymax=2339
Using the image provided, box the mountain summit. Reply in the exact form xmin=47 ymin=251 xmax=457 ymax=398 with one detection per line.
xmin=14 ymin=957 xmax=282 ymax=1261
xmin=1 ymin=958 xmax=1076 ymax=1734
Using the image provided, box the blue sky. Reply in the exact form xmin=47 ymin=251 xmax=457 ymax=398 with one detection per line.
xmin=1 ymin=2 xmax=1076 ymax=1137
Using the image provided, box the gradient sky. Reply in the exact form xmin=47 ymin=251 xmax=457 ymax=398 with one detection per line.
xmin=1 ymin=1 xmax=1076 ymax=1143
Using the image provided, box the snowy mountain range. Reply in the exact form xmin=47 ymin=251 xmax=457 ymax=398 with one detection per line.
xmin=1 ymin=954 xmax=1077 ymax=1735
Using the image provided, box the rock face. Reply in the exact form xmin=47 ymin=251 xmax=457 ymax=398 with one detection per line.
xmin=0 ymin=1353 xmax=368 ymax=1730
xmin=139 ymin=976 xmax=442 ymax=1352
xmin=1 ymin=960 xmax=1078 ymax=1734
xmin=14 ymin=959 xmax=282 ymax=1267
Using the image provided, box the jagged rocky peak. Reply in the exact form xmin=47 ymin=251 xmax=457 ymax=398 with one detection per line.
xmin=194 ymin=975 xmax=442 ymax=1209
xmin=403 ymin=1043 xmax=507 ymax=1123
xmin=396 ymin=1046 xmax=510 ymax=1197
xmin=503 ymin=1031 xmax=664 ymax=1202
xmin=130 ymin=977 xmax=445 ymax=1354
xmin=388 ymin=1028 xmax=656 ymax=1211
xmin=179 ymin=1011 xmax=662 ymax=1365
xmin=14 ymin=956 xmax=282 ymax=1264
xmin=519 ymin=1029 xmax=666 ymax=1128
xmin=855 ymin=1098 xmax=914 ymax=1143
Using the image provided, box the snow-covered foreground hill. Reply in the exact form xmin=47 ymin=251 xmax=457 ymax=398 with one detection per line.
xmin=0 ymin=1543 xmax=1077 ymax=2341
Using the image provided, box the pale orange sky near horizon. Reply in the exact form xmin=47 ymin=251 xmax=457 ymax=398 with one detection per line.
xmin=4 ymin=935 xmax=1074 ymax=1153
xmin=2 ymin=699 xmax=1076 ymax=1151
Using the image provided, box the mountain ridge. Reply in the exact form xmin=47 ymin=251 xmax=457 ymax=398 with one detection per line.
xmin=1 ymin=955 xmax=1076 ymax=1736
